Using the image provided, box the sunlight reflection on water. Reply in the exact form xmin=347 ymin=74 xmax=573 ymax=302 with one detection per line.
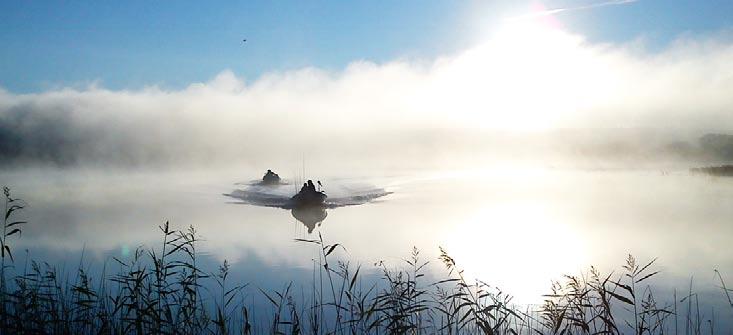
xmin=1 ymin=166 xmax=732 ymax=305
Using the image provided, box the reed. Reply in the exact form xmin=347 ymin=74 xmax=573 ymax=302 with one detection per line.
xmin=0 ymin=186 xmax=730 ymax=334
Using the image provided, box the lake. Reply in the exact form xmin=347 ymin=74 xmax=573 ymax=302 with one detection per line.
xmin=1 ymin=165 xmax=732 ymax=326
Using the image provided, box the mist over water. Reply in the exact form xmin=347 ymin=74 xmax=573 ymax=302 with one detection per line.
xmin=1 ymin=23 xmax=733 ymax=332
xmin=1 ymin=27 xmax=733 ymax=169
xmin=1 ymin=165 xmax=732 ymax=308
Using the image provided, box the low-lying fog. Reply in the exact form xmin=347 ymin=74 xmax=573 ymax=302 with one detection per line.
xmin=1 ymin=25 xmax=733 ymax=309
xmin=3 ymin=166 xmax=733 ymax=306
xmin=1 ymin=25 xmax=733 ymax=169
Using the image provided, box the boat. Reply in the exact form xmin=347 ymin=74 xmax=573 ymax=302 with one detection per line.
xmin=289 ymin=180 xmax=327 ymax=208
xmin=261 ymin=169 xmax=282 ymax=185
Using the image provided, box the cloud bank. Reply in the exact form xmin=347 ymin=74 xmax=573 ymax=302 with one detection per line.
xmin=1 ymin=25 xmax=733 ymax=168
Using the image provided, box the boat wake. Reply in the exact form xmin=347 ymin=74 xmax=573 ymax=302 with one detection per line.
xmin=224 ymin=179 xmax=391 ymax=209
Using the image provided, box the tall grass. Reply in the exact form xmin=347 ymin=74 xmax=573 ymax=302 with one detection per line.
xmin=0 ymin=186 xmax=731 ymax=334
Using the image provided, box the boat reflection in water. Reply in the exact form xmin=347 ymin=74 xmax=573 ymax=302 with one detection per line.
xmin=291 ymin=206 xmax=328 ymax=233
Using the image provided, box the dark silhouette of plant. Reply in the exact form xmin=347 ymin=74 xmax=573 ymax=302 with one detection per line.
xmin=0 ymin=187 xmax=728 ymax=334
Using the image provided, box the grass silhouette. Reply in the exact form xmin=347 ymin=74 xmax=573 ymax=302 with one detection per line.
xmin=0 ymin=186 xmax=730 ymax=334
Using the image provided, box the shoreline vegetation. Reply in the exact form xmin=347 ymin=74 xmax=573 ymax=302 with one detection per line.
xmin=1 ymin=187 xmax=731 ymax=334
xmin=690 ymin=165 xmax=733 ymax=177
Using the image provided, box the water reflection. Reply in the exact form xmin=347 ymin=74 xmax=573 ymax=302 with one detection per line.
xmin=225 ymin=178 xmax=391 ymax=236
xmin=291 ymin=207 xmax=328 ymax=233
xmin=4 ymin=167 xmax=733 ymax=309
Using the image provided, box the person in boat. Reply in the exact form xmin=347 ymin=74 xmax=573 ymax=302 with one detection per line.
xmin=298 ymin=180 xmax=317 ymax=195
xmin=262 ymin=169 xmax=281 ymax=184
xmin=292 ymin=179 xmax=327 ymax=207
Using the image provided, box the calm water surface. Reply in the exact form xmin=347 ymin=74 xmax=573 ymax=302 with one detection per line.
xmin=2 ymin=167 xmax=732 ymax=305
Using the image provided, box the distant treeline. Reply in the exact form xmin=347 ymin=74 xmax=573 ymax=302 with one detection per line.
xmin=578 ymin=133 xmax=733 ymax=162
xmin=697 ymin=133 xmax=733 ymax=160
xmin=690 ymin=164 xmax=733 ymax=176
xmin=2 ymin=103 xmax=733 ymax=168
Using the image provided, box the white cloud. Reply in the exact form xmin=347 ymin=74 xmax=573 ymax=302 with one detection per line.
xmin=1 ymin=25 xmax=733 ymax=168
xmin=508 ymin=0 xmax=640 ymax=21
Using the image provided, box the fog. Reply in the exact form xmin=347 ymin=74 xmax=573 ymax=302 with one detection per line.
xmin=1 ymin=25 xmax=733 ymax=169
xmin=2 ymin=24 xmax=733 ymax=323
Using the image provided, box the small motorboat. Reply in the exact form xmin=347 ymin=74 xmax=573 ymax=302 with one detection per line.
xmin=289 ymin=180 xmax=327 ymax=208
xmin=261 ymin=169 xmax=282 ymax=185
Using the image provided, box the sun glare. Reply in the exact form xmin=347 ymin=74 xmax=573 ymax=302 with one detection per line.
xmin=427 ymin=17 xmax=614 ymax=132
xmin=444 ymin=200 xmax=588 ymax=303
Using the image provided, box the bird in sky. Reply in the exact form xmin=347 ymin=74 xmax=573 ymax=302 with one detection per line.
xmin=242 ymin=39 xmax=247 ymax=42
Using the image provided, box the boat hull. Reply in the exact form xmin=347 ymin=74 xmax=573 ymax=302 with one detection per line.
xmin=289 ymin=191 xmax=327 ymax=208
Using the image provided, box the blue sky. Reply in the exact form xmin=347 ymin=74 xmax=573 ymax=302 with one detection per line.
xmin=1 ymin=0 xmax=732 ymax=93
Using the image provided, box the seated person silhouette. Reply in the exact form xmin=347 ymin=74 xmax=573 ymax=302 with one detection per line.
xmin=291 ymin=179 xmax=326 ymax=208
xmin=262 ymin=169 xmax=281 ymax=184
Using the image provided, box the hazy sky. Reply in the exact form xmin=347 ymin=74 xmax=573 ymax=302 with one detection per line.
xmin=2 ymin=0 xmax=733 ymax=92
xmin=2 ymin=1 xmax=733 ymax=167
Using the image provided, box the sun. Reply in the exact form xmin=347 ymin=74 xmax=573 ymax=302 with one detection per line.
xmin=423 ymin=16 xmax=611 ymax=132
